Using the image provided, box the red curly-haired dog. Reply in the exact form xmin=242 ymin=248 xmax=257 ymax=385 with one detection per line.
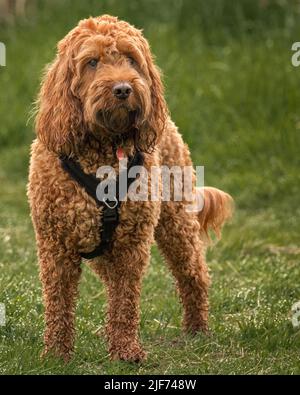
xmin=28 ymin=15 xmax=232 ymax=362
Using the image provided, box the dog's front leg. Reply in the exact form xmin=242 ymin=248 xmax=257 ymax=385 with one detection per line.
xmin=102 ymin=245 xmax=150 ymax=362
xmin=38 ymin=242 xmax=81 ymax=362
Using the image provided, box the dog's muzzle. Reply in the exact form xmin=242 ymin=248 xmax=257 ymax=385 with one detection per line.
xmin=96 ymin=107 xmax=139 ymax=135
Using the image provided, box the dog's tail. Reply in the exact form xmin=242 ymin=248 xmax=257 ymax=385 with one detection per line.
xmin=195 ymin=187 xmax=233 ymax=242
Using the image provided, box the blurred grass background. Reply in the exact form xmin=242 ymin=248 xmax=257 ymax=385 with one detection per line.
xmin=0 ymin=0 xmax=300 ymax=374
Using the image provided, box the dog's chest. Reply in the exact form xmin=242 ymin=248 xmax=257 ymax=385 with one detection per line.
xmin=62 ymin=147 xmax=159 ymax=256
xmin=63 ymin=150 xmax=118 ymax=253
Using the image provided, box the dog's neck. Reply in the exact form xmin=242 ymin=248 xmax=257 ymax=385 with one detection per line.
xmin=73 ymin=131 xmax=136 ymax=174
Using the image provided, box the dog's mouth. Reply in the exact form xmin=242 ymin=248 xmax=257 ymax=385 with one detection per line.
xmin=96 ymin=106 xmax=140 ymax=135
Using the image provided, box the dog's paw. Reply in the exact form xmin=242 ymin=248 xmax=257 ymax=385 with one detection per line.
xmin=110 ymin=343 xmax=147 ymax=363
xmin=184 ymin=321 xmax=210 ymax=336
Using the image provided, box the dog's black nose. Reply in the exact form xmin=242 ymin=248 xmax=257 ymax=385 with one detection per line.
xmin=112 ymin=82 xmax=132 ymax=100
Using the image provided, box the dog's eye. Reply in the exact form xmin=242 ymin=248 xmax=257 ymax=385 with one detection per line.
xmin=127 ymin=56 xmax=136 ymax=66
xmin=88 ymin=59 xmax=98 ymax=68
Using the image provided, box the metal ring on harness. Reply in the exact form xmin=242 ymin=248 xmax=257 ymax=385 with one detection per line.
xmin=103 ymin=196 xmax=118 ymax=209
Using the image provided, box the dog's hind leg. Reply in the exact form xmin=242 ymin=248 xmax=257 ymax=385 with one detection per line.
xmin=155 ymin=202 xmax=210 ymax=334
xmin=155 ymin=186 xmax=233 ymax=334
xmin=156 ymin=120 xmax=233 ymax=333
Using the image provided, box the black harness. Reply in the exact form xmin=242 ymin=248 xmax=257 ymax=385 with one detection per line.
xmin=60 ymin=151 xmax=144 ymax=259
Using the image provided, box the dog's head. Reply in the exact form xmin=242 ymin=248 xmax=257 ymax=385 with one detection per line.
xmin=36 ymin=15 xmax=168 ymax=155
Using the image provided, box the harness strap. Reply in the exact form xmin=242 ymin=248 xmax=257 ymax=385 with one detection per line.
xmin=60 ymin=151 xmax=144 ymax=259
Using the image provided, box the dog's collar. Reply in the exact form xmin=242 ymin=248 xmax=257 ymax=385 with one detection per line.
xmin=59 ymin=150 xmax=144 ymax=259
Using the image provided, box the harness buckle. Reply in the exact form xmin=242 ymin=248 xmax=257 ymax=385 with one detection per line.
xmin=103 ymin=196 xmax=118 ymax=209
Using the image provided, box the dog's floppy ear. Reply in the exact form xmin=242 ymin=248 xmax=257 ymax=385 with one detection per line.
xmin=35 ymin=37 xmax=84 ymax=155
xmin=148 ymin=58 xmax=167 ymax=134
xmin=136 ymin=39 xmax=168 ymax=152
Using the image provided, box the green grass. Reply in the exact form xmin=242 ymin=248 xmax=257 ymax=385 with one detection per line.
xmin=1 ymin=0 xmax=300 ymax=374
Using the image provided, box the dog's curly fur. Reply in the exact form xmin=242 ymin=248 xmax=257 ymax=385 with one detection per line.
xmin=27 ymin=15 xmax=233 ymax=362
